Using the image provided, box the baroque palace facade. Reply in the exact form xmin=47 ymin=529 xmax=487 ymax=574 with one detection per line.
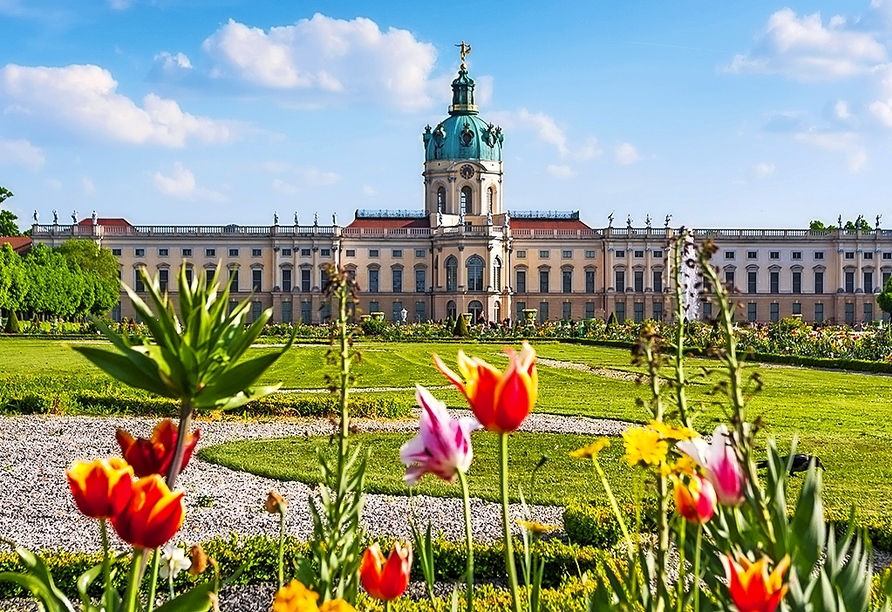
xmin=29 ymin=58 xmax=892 ymax=327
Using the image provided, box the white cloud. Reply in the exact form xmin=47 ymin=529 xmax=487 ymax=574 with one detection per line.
xmin=200 ymin=15 xmax=437 ymax=111
xmin=511 ymin=108 xmax=568 ymax=156
xmin=574 ymin=137 xmax=602 ymax=161
xmin=299 ymin=166 xmax=338 ymax=186
xmin=108 ymin=0 xmax=131 ymax=9
xmin=833 ymin=100 xmax=852 ymax=121
xmin=0 ymin=64 xmax=233 ymax=147
xmin=43 ymin=178 xmax=61 ymax=191
xmin=272 ymin=178 xmax=298 ymax=195
xmin=753 ymin=162 xmax=776 ymax=179
xmin=725 ymin=8 xmax=888 ymax=80
xmin=0 ymin=137 xmax=44 ymax=170
xmin=152 ymin=163 xmax=227 ymax=201
xmin=614 ymin=142 xmax=642 ymax=165
xmin=82 ymin=177 xmax=96 ymax=195
xmin=362 ymin=185 xmax=377 ymax=197
xmin=547 ymin=164 xmax=575 ymax=179
xmin=796 ymin=132 xmax=868 ymax=172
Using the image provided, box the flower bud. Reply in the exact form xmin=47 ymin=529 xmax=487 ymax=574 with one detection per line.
xmin=189 ymin=544 xmax=208 ymax=576
xmin=265 ymin=490 xmax=288 ymax=515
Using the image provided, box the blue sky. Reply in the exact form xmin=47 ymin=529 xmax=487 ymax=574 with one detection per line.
xmin=1 ymin=0 xmax=891 ymax=230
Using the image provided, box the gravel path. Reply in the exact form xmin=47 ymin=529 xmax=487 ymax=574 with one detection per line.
xmin=0 ymin=412 xmax=629 ymax=554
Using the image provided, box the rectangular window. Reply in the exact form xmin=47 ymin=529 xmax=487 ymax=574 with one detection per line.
xmin=320 ymin=268 xmax=329 ymax=290
xmin=252 ymin=248 xmax=262 ymax=257
xmin=585 ymin=302 xmax=595 ymax=318
xmin=281 ymin=248 xmax=292 ymax=257
xmin=562 ymin=270 xmax=572 ymax=293
xmin=301 ymin=269 xmax=311 ymax=292
xmin=747 ymin=271 xmax=757 ymax=293
xmin=845 ymin=303 xmax=855 ymax=325
xmin=633 ymin=302 xmax=644 ymax=323
xmin=368 ymin=300 xmax=379 ymax=314
xmin=792 ymin=302 xmax=801 ymax=315
xmin=747 ymin=251 xmax=758 ymax=260
xmin=634 ymin=270 xmax=644 ymax=292
xmin=814 ymin=303 xmax=824 ymax=322
xmin=703 ymin=302 xmax=713 ymax=320
xmin=415 ymin=249 xmax=426 ymax=258
xmin=301 ymin=301 xmax=312 ymax=324
xmin=320 ymin=248 xmax=330 ymax=257
xmin=562 ymin=250 xmax=573 ymax=259
xmin=815 ymin=251 xmax=824 ymax=260
xmin=392 ymin=268 xmax=403 ymax=293
xmin=615 ymin=270 xmax=626 ymax=292
xmin=344 ymin=249 xmax=354 ymax=257
xmin=516 ymin=250 xmax=527 ymax=259
xmin=865 ymin=251 xmax=874 ymax=260
xmin=770 ymin=302 xmax=779 ymax=323
xmin=725 ymin=270 xmax=735 ymax=287
xmin=252 ymin=269 xmax=262 ymax=292
xmin=539 ymin=250 xmax=550 ymax=259
xmin=539 ymin=270 xmax=550 ymax=293
xmin=792 ymin=251 xmax=802 ymax=260
xmin=392 ymin=301 xmax=403 ymax=323
xmin=865 ymin=302 xmax=874 ymax=321
xmin=615 ymin=302 xmax=625 ymax=322
xmin=135 ymin=248 xmax=145 ymax=257
xmin=515 ymin=301 xmax=526 ymax=323
xmin=297 ymin=248 xmax=309 ymax=257
xmin=415 ymin=269 xmax=426 ymax=293
xmin=368 ymin=268 xmax=379 ymax=293
xmin=845 ymin=271 xmax=855 ymax=293
xmin=392 ymin=249 xmax=403 ymax=258
xmin=814 ymin=271 xmax=824 ymax=293
xmin=747 ymin=302 xmax=757 ymax=322
xmin=182 ymin=248 xmax=192 ymax=257
xmin=770 ymin=271 xmax=779 ymax=294
xmin=281 ymin=301 xmax=292 ymax=324
xmin=158 ymin=269 xmax=169 ymax=292
xmin=229 ymin=269 xmax=239 ymax=292
xmin=184 ymin=268 xmax=193 ymax=285
xmin=884 ymin=271 xmax=891 ymax=286
xmin=653 ymin=250 xmax=663 ymax=259
xmin=415 ymin=301 xmax=426 ymax=322
xmin=724 ymin=251 xmax=735 ymax=260
xmin=845 ymin=252 xmax=855 ymax=260
xmin=653 ymin=301 xmax=663 ymax=321
xmin=112 ymin=248 xmax=122 ymax=256
xmin=634 ymin=250 xmax=644 ymax=258
xmin=585 ymin=250 xmax=596 ymax=259
xmin=792 ymin=271 xmax=801 ymax=294
xmin=251 ymin=300 xmax=262 ymax=323
xmin=653 ymin=270 xmax=663 ymax=293
xmin=562 ymin=302 xmax=572 ymax=320
xmin=884 ymin=253 xmax=892 ymax=260
xmin=615 ymin=251 xmax=625 ymax=258
xmin=282 ymin=269 xmax=292 ymax=292
xmin=516 ymin=270 xmax=526 ymax=293
xmin=229 ymin=248 xmax=239 ymax=257
xmin=134 ymin=270 xmax=146 ymax=292
xmin=865 ymin=271 xmax=874 ymax=293
xmin=769 ymin=251 xmax=780 ymax=260
xmin=539 ymin=301 xmax=549 ymax=322
xmin=158 ymin=248 xmax=169 ymax=257
xmin=369 ymin=249 xmax=379 ymax=258
xmin=585 ymin=270 xmax=595 ymax=293
xmin=205 ymin=248 xmax=216 ymax=257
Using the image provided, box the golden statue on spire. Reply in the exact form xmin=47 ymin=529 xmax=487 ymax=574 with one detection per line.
xmin=456 ymin=40 xmax=471 ymax=69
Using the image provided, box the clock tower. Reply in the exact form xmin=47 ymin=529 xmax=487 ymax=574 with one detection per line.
xmin=422 ymin=49 xmax=504 ymax=228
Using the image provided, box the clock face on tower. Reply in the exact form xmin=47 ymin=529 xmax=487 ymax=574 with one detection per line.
xmin=459 ymin=164 xmax=474 ymax=179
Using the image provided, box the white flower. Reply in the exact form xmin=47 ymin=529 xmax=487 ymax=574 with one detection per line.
xmin=159 ymin=543 xmax=192 ymax=580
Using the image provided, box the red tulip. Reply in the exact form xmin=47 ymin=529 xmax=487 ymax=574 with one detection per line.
xmin=111 ymin=474 xmax=185 ymax=549
xmin=723 ymin=553 xmax=790 ymax=612
xmin=673 ymin=473 xmax=716 ymax=524
xmin=116 ymin=419 xmax=200 ymax=478
xmin=66 ymin=458 xmax=134 ymax=519
xmin=360 ymin=542 xmax=412 ymax=601
xmin=434 ymin=341 xmax=537 ymax=432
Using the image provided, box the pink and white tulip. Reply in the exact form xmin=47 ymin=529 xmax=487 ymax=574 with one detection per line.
xmin=400 ymin=385 xmax=479 ymax=486
xmin=676 ymin=424 xmax=745 ymax=506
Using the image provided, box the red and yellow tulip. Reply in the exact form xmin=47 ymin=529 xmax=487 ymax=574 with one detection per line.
xmin=115 ymin=419 xmax=200 ymax=479
xmin=673 ymin=473 xmax=716 ymax=524
xmin=66 ymin=458 xmax=134 ymax=520
xmin=360 ymin=542 xmax=412 ymax=601
xmin=723 ymin=553 xmax=790 ymax=612
xmin=434 ymin=341 xmax=537 ymax=433
xmin=111 ymin=474 xmax=185 ymax=549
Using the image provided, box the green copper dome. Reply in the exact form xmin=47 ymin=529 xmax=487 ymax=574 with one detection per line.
xmin=423 ymin=66 xmax=503 ymax=162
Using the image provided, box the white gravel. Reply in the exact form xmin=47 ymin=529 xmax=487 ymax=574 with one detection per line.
xmin=0 ymin=412 xmax=629 ymax=554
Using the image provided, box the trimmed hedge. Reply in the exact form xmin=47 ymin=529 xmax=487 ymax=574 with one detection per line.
xmin=563 ymin=502 xmax=659 ymax=548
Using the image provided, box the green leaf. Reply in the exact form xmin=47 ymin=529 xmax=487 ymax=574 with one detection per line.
xmin=194 ymin=353 xmax=285 ymax=407
xmin=72 ymin=347 xmax=175 ymax=398
xmin=151 ymin=581 xmax=217 ymax=612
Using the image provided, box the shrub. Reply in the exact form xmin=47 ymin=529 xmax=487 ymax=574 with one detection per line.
xmin=453 ymin=314 xmax=470 ymax=338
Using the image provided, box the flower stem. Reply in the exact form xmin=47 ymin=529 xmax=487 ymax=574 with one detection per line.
xmin=146 ymin=548 xmax=160 ymax=612
xmin=100 ymin=519 xmax=113 ymax=612
xmin=675 ymin=521 xmax=686 ymax=612
xmin=166 ymin=399 xmax=193 ymax=490
xmin=693 ymin=524 xmax=703 ymax=612
xmin=123 ymin=548 xmax=145 ymax=612
xmin=457 ymin=469 xmax=474 ymax=612
xmin=277 ymin=511 xmax=286 ymax=589
xmin=499 ymin=432 xmax=521 ymax=612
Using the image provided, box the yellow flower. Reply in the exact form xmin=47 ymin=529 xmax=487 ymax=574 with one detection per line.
xmin=272 ymin=580 xmax=355 ymax=612
xmin=319 ymin=602 xmax=357 ymax=612
xmin=649 ymin=421 xmax=698 ymax=441
xmin=659 ymin=455 xmax=699 ymax=478
xmin=516 ymin=519 xmax=557 ymax=535
xmin=570 ymin=439 xmax=610 ymax=459
xmin=622 ymin=427 xmax=668 ymax=467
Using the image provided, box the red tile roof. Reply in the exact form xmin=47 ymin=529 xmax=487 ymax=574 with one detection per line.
xmin=0 ymin=236 xmax=32 ymax=253
xmin=76 ymin=218 xmax=133 ymax=227
xmin=511 ymin=218 xmax=592 ymax=230
xmin=347 ymin=217 xmax=430 ymax=229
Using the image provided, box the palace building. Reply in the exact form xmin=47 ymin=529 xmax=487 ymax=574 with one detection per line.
xmin=28 ymin=55 xmax=892 ymax=327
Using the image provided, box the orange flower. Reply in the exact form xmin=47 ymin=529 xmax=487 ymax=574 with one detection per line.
xmin=673 ymin=473 xmax=716 ymax=524
xmin=434 ymin=341 xmax=537 ymax=432
xmin=111 ymin=474 xmax=185 ymax=549
xmin=116 ymin=419 xmax=200 ymax=479
xmin=360 ymin=542 xmax=412 ymax=601
xmin=723 ymin=553 xmax=790 ymax=612
xmin=66 ymin=458 xmax=134 ymax=519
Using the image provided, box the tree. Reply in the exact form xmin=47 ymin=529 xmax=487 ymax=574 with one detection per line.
xmin=56 ymin=239 xmax=120 ymax=315
xmin=0 ymin=187 xmax=21 ymax=237
xmin=0 ymin=243 xmax=29 ymax=316
xmin=877 ymin=274 xmax=892 ymax=317
xmin=809 ymin=220 xmax=832 ymax=232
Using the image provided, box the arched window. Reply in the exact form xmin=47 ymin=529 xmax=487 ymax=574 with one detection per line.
xmin=437 ymin=186 xmax=446 ymax=212
xmin=446 ymin=300 xmax=457 ymax=320
xmin=493 ymin=256 xmax=502 ymax=292
xmin=460 ymin=186 xmax=472 ymax=215
xmin=493 ymin=300 xmax=501 ymax=323
xmin=487 ymin=186 xmax=495 ymax=213
xmin=468 ymin=300 xmax=484 ymax=322
xmin=445 ymin=256 xmax=458 ymax=292
xmin=467 ymin=255 xmax=484 ymax=291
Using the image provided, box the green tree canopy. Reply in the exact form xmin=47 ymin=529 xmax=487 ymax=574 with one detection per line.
xmin=0 ymin=243 xmax=29 ymax=312
xmin=0 ymin=187 xmax=21 ymax=237
xmin=56 ymin=239 xmax=121 ymax=315
xmin=878 ymin=274 xmax=892 ymax=316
